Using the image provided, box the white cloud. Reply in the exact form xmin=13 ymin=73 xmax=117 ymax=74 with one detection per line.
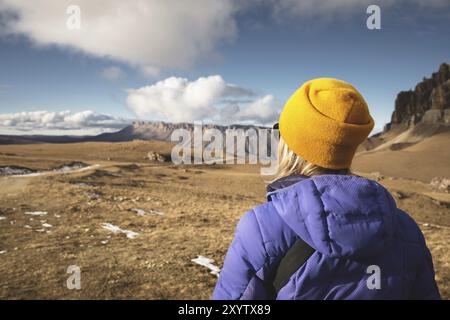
xmin=0 ymin=110 xmax=131 ymax=132
xmin=0 ymin=0 xmax=236 ymax=71
xmin=126 ymin=75 xmax=279 ymax=125
xmin=126 ymin=75 xmax=237 ymax=122
xmin=1 ymin=0 xmax=447 ymax=75
xmin=230 ymin=95 xmax=280 ymax=124
xmin=100 ymin=66 xmax=125 ymax=82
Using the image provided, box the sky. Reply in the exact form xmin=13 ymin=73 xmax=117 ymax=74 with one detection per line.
xmin=0 ymin=0 xmax=449 ymax=135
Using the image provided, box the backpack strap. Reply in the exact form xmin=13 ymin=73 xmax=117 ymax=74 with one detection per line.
xmin=272 ymin=238 xmax=315 ymax=295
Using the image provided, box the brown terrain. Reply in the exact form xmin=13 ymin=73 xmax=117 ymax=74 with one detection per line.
xmin=0 ymin=64 xmax=449 ymax=300
xmin=353 ymin=124 xmax=450 ymax=181
xmin=0 ymin=139 xmax=448 ymax=299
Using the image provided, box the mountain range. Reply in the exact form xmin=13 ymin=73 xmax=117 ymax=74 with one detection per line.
xmin=1 ymin=63 xmax=449 ymax=150
xmin=0 ymin=121 xmax=269 ymax=145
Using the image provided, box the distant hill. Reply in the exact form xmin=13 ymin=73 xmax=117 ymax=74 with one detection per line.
xmin=0 ymin=121 xmax=270 ymax=145
xmin=0 ymin=134 xmax=90 ymax=145
xmin=93 ymin=121 xmax=269 ymax=142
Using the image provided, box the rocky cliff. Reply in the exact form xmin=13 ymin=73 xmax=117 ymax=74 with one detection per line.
xmin=95 ymin=121 xmax=270 ymax=142
xmin=386 ymin=63 xmax=450 ymax=131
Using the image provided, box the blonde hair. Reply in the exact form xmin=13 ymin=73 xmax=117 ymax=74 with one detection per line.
xmin=274 ymin=136 xmax=350 ymax=181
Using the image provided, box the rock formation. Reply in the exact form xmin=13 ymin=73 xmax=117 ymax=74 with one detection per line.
xmin=146 ymin=151 xmax=166 ymax=162
xmin=386 ymin=63 xmax=450 ymax=131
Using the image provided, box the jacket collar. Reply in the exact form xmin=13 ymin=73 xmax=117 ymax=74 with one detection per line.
xmin=266 ymin=174 xmax=309 ymax=201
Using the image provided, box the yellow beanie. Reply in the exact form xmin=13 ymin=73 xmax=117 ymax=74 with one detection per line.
xmin=279 ymin=78 xmax=374 ymax=169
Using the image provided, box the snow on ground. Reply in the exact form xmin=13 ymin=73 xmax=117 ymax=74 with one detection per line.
xmin=0 ymin=167 xmax=34 ymax=175
xmin=130 ymin=208 xmax=164 ymax=216
xmin=101 ymin=223 xmax=139 ymax=239
xmin=25 ymin=211 xmax=47 ymax=216
xmin=191 ymin=255 xmax=221 ymax=277
xmin=3 ymin=164 xmax=100 ymax=178
xmin=0 ymin=216 xmax=6 ymax=220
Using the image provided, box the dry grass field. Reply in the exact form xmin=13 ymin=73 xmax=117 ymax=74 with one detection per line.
xmin=0 ymin=141 xmax=448 ymax=299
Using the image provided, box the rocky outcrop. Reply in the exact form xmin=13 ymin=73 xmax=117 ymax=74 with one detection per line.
xmin=146 ymin=151 xmax=166 ymax=162
xmin=430 ymin=177 xmax=450 ymax=193
xmin=97 ymin=121 xmax=271 ymax=143
xmin=386 ymin=63 xmax=450 ymax=130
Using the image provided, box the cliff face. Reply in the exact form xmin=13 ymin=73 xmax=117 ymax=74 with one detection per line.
xmin=112 ymin=121 xmax=270 ymax=142
xmin=387 ymin=63 xmax=450 ymax=130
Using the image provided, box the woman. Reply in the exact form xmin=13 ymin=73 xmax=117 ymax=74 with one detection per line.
xmin=212 ymin=78 xmax=440 ymax=300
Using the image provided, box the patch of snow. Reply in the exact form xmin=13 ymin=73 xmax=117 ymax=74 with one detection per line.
xmin=24 ymin=225 xmax=32 ymax=229
xmin=25 ymin=211 xmax=47 ymax=216
xmin=419 ymin=222 xmax=450 ymax=230
xmin=101 ymin=240 xmax=109 ymax=245
xmin=149 ymin=209 xmax=164 ymax=216
xmin=10 ymin=164 xmax=100 ymax=178
xmin=131 ymin=208 xmax=146 ymax=216
xmin=0 ymin=167 xmax=34 ymax=175
xmin=0 ymin=216 xmax=6 ymax=220
xmin=42 ymin=223 xmax=52 ymax=228
xmin=0 ymin=250 xmax=6 ymax=254
xmin=57 ymin=163 xmax=87 ymax=172
xmin=131 ymin=208 xmax=164 ymax=216
xmin=191 ymin=255 xmax=221 ymax=277
xmin=101 ymin=223 xmax=139 ymax=239
xmin=36 ymin=229 xmax=46 ymax=233
xmin=76 ymin=183 xmax=89 ymax=187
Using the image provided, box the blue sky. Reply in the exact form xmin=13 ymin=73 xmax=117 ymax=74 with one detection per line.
xmin=0 ymin=0 xmax=449 ymax=135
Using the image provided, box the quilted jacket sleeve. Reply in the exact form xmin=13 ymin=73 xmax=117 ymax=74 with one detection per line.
xmin=212 ymin=210 xmax=272 ymax=300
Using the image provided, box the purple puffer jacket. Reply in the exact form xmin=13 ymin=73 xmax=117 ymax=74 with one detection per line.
xmin=212 ymin=174 xmax=440 ymax=300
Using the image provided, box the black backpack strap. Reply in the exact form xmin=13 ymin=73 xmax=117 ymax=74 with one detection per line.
xmin=272 ymin=238 xmax=315 ymax=295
